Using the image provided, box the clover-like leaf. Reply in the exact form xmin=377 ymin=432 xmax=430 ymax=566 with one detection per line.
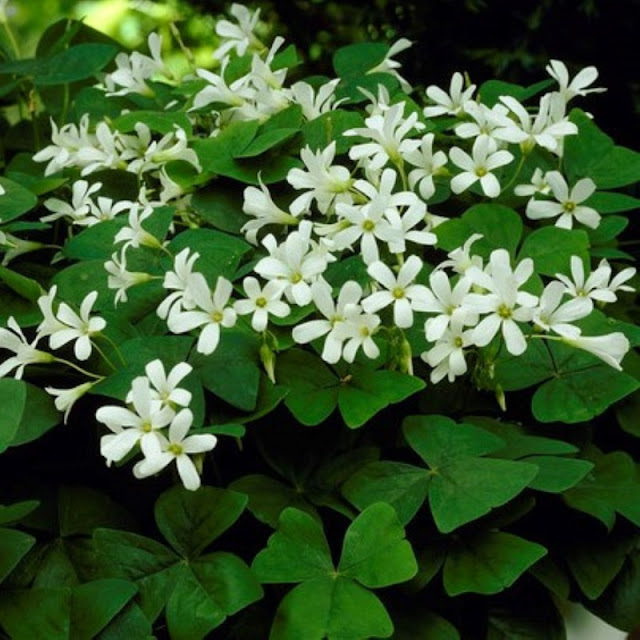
xmin=338 ymin=502 xmax=417 ymax=587
xmin=443 ymin=531 xmax=547 ymax=596
xmin=252 ymin=508 xmax=333 ymax=583
xmin=154 ymin=486 xmax=248 ymax=558
xmin=403 ymin=415 xmax=538 ymax=532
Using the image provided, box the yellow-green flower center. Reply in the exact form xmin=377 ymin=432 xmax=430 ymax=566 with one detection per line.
xmin=255 ymin=296 xmax=267 ymax=308
xmin=475 ymin=167 xmax=488 ymax=177
xmin=392 ymin=287 xmax=405 ymax=300
xmin=498 ymin=304 xmax=513 ymax=319
xmin=563 ymin=201 xmax=576 ymax=213
xmin=168 ymin=443 xmax=183 ymax=456
xmin=362 ymin=220 xmax=376 ymax=232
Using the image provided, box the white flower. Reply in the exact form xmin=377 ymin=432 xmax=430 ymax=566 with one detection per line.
xmin=344 ymin=102 xmax=424 ymax=170
xmin=97 ymin=376 xmax=174 ymax=466
xmin=362 ymin=256 xmax=431 ymax=329
xmin=437 ymin=233 xmax=484 ymax=275
xmin=405 ymin=133 xmax=448 ymax=200
xmin=465 ymin=250 xmax=538 ymax=355
xmin=127 ymin=125 xmax=201 ymax=175
xmin=334 ymin=311 xmax=381 ymax=363
xmin=454 ymin=101 xmax=509 ymax=145
xmin=38 ymin=290 xmax=106 ymax=361
xmin=234 ymin=276 xmax=291 ymax=331
xmin=192 ymin=62 xmax=255 ymax=113
xmin=104 ymin=248 xmax=153 ymax=305
xmin=114 ymin=203 xmax=164 ymax=250
xmin=241 ymin=177 xmax=300 ymax=245
xmin=253 ymin=220 xmax=334 ymax=306
xmin=421 ymin=270 xmax=478 ymax=342
xmin=423 ymin=72 xmax=476 ymax=118
xmin=286 ymin=142 xmax=353 ymax=216
xmin=131 ymin=359 xmax=193 ymax=410
xmin=133 ymin=408 xmax=217 ymax=491
xmin=514 ymin=168 xmax=551 ymax=197
xmin=33 ymin=115 xmax=93 ymax=175
xmin=493 ymin=94 xmax=578 ymax=154
xmin=0 ymin=317 xmax=54 ymax=379
xmin=526 ymin=171 xmax=600 ymax=229
xmin=46 ymin=381 xmax=95 ymax=424
xmin=41 ymin=180 xmax=102 ymax=224
xmin=449 ymin=136 xmax=513 ymax=198
xmin=212 ymin=2 xmax=264 ymax=60
xmin=157 ymin=248 xmax=201 ymax=321
xmin=292 ymin=279 xmax=364 ymax=363
xmin=75 ymin=121 xmax=127 ymax=175
xmin=366 ymin=38 xmax=413 ymax=92
xmin=532 ymin=281 xmax=593 ymax=338
xmin=168 ymin=274 xmax=237 ymax=355
xmin=555 ymin=256 xmax=635 ymax=303
xmin=561 ymin=332 xmax=629 ymax=371
xmin=546 ymin=60 xmax=606 ymax=103
xmin=103 ymin=33 xmax=167 ymax=97
xmin=286 ymin=78 xmax=343 ymax=121
xmin=422 ymin=314 xmax=474 ymax=383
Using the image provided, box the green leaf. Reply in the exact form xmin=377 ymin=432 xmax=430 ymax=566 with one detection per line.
xmin=393 ymin=610 xmax=460 ymax=640
xmin=93 ymin=528 xmax=179 ymax=622
xmin=193 ymin=328 xmax=261 ymax=411
xmin=564 ymin=109 xmax=614 ymax=183
xmin=486 ymin=589 xmax=565 ymax=639
xmin=0 ymin=528 xmax=36 ymax=584
xmin=566 ymin=532 xmax=636 ymax=600
xmin=443 ymin=531 xmax=547 ymax=596
xmin=403 ymin=415 xmax=538 ymax=532
xmin=403 ymin=415 xmax=505 ymax=464
xmin=434 ymin=204 xmax=523 ymax=258
xmin=9 ymin=382 xmax=61 ymax=447
xmin=333 ymin=42 xmax=388 ymax=79
xmin=191 ymin=188 xmax=249 ymax=234
xmin=269 ymin=577 xmax=393 ymax=640
xmin=478 ymin=78 xmax=552 ymax=107
xmin=587 ymin=549 xmax=640 ymax=632
xmin=230 ymin=474 xmax=318 ymax=528
xmin=524 ymin=455 xmax=594 ymax=493
xmin=35 ymin=43 xmax=118 ymax=85
xmin=588 ymin=146 xmax=640 ymax=189
xmin=236 ymin=127 xmax=299 ymax=158
xmin=94 ymin=602 xmax=152 ymax=640
xmin=532 ymin=365 xmax=640 ymax=424
xmin=154 ymin=486 xmax=247 ymax=558
xmin=0 ymin=177 xmax=38 ymax=222
xmin=338 ymin=503 xmax=417 ymax=588
xmin=0 ymin=266 xmax=43 ymax=304
xmin=0 ymin=378 xmax=27 ymax=453
xmin=338 ymin=367 xmax=425 ymax=429
xmin=252 ymin=508 xmax=333 ymax=583
xmin=585 ymin=191 xmax=640 ymax=213
xmin=165 ymin=553 xmax=263 ymax=640
xmin=0 ymin=500 xmax=39 ymax=526
xmin=518 ymin=227 xmax=590 ymax=277
xmin=70 ymin=579 xmax=138 ymax=639
xmin=168 ymin=228 xmax=251 ymax=282
xmin=277 ymin=349 xmax=339 ymax=425
xmin=302 ymin=110 xmax=365 ymax=154
xmin=341 ymin=461 xmax=429 ymax=526
xmin=563 ymin=449 xmax=640 ymax=529
xmin=0 ymin=588 xmax=71 ymax=640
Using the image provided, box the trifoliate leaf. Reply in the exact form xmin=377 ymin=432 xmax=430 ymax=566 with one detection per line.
xmin=252 ymin=508 xmax=333 ymax=583
xmin=154 ymin=486 xmax=248 ymax=558
xmin=524 ymin=455 xmax=594 ymax=493
xmin=338 ymin=502 xmax=417 ymax=587
xmin=517 ymin=227 xmax=590 ymax=277
xmin=443 ymin=531 xmax=547 ymax=596
xmin=0 ymin=528 xmax=36 ymax=584
xmin=269 ymin=577 xmax=393 ymax=640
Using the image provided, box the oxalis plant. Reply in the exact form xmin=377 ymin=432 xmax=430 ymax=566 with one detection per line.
xmin=0 ymin=2 xmax=639 ymax=639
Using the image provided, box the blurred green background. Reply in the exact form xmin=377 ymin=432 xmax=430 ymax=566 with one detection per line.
xmin=1 ymin=0 xmax=639 ymax=147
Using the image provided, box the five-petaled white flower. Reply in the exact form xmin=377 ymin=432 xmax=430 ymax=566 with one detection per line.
xmin=449 ymin=136 xmax=514 ymax=198
xmin=133 ymin=408 xmax=217 ymax=491
xmin=234 ymin=276 xmax=291 ymax=331
xmin=362 ymin=255 xmax=431 ymax=329
xmin=0 ymin=317 xmax=54 ymax=379
xmin=526 ymin=171 xmax=600 ymax=229
xmin=167 ymin=274 xmax=237 ymax=355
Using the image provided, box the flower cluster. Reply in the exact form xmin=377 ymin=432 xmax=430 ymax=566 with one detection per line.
xmin=96 ymin=360 xmax=216 ymax=490
xmin=1 ymin=2 xmax=636 ymax=493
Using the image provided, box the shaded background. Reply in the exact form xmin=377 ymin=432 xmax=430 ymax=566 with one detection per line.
xmin=3 ymin=0 xmax=639 ymax=147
